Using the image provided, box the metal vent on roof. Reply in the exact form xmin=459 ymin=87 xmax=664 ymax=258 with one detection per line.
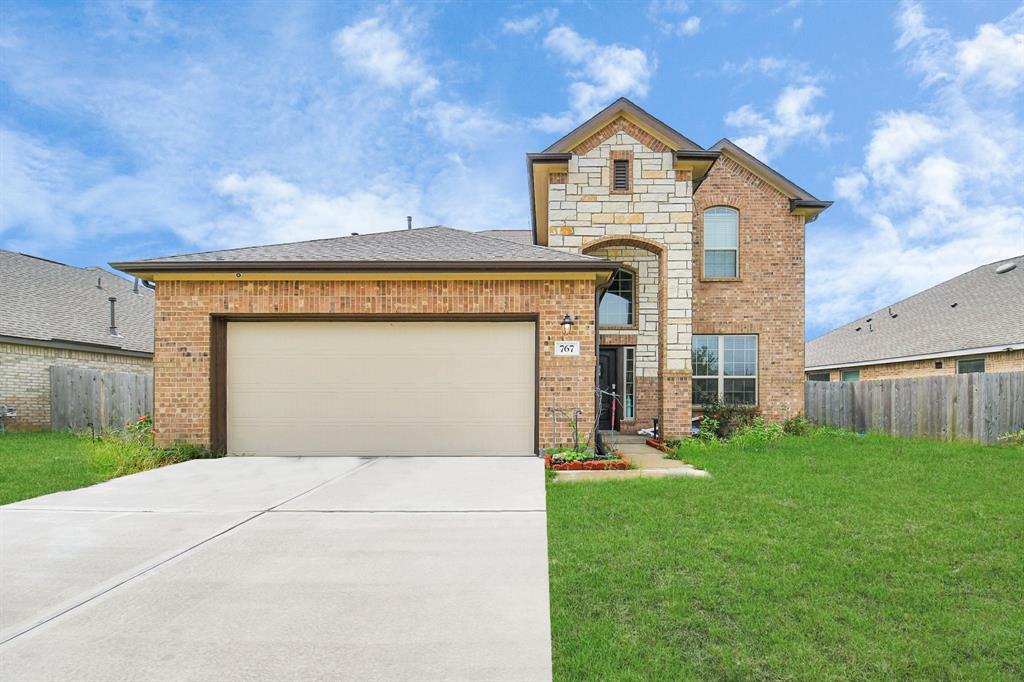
xmin=613 ymin=159 xmax=629 ymax=191
xmin=995 ymin=261 xmax=1017 ymax=274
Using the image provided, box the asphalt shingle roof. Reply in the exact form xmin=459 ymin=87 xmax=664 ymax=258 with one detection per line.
xmin=476 ymin=229 xmax=534 ymax=244
xmin=806 ymin=255 xmax=1024 ymax=369
xmin=114 ymin=226 xmax=610 ymax=269
xmin=1 ymin=250 xmax=154 ymax=354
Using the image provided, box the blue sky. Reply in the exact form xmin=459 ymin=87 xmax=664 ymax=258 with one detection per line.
xmin=1 ymin=0 xmax=1022 ymax=339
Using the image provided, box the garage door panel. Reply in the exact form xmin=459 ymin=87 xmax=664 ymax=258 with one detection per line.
xmin=226 ymin=322 xmax=535 ymax=456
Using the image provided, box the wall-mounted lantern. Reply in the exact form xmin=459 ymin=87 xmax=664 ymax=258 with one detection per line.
xmin=561 ymin=314 xmax=575 ymax=335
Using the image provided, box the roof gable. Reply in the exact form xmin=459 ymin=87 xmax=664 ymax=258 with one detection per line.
xmin=543 ymin=98 xmax=703 ymax=154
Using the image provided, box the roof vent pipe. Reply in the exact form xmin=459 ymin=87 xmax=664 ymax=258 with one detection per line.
xmin=108 ymin=297 xmax=118 ymax=336
xmin=133 ymin=277 xmax=140 ymax=294
xmin=96 ymin=276 xmax=103 ymax=290
xmin=407 ymin=215 xmax=412 ymax=230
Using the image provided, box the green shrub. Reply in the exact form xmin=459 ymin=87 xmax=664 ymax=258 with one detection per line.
xmin=998 ymin=429 xmax=1024 ymax=447
xmin=731 ymin=417 xmax=784 ymax=448
xmin=700 ymin=398 xmax=759 ymax=437
xmin=783 ymin=414 xmax=815 ymax=436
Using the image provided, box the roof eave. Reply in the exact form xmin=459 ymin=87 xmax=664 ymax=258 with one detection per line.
xmin=111 ymin=259 xmax=618 ymax=277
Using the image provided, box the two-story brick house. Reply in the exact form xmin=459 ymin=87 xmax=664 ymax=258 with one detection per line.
xmin=113 ymin=98 xmax=829 ymax=456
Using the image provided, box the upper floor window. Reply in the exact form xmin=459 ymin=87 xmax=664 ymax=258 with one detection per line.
xmin=599 ymin=269 xmax=634 ymax=327
xmin=693 ymin=334 xmax=757 ymax=405
xmin=703 ymin=207 xmax=739 ymax=278
xmin=612 ymin=159 xmax=630 ymax=191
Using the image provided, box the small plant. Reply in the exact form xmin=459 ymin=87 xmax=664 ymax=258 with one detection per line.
xmin=997 ymin=429 xmax=1024 ymax=447
xmin=123 ymin=414 xmax=153 ymax=441
xmin=731 ymin=416 xmax=784 ymax=448
xmin=695 ymin=416 xmax=720 ymax=442
xmin=699 ymin=397 xmax=759 ymax=438
xmin=783 ymin=414 xmax=815 ymax=436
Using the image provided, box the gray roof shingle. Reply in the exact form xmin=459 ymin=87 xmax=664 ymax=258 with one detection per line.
xmin=112 ymin=227 xmax=612 ymax=272
xmin=476 ymin=229 xmax=534 ymax=244
xmin=1 ymin=250 xmax=154 ymax=354
xmin=806 ymin=255 xmax=1024 ymax=369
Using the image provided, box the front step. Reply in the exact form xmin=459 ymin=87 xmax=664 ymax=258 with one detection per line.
xmin=598 ymin=431 xmax=648 ymax=445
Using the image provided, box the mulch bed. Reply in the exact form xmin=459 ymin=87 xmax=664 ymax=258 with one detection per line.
xmin=545 ymin=451 xmax=631 ymax=471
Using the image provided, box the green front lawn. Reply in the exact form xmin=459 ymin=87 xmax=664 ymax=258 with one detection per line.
xmin=547 ymin=432 xmax=1023 ymax=680
xmin=0 ymin=431 xmax=213 ymax=505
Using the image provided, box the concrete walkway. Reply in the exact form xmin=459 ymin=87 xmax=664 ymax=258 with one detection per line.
xmin=0 ymin=456 xmax=552 ymax=681
xmin=555 ymin=440 xmax=710 ymax=482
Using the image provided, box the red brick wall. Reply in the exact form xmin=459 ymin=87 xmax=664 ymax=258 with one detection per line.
xmin=153 ymin=278 xmax=598 ymax=451
xmin=693 ymin=155 xmax=806 ymax=421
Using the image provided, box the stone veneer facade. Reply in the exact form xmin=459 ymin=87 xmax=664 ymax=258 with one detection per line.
xmin=544 ymin=128 xmax=810 ymax=430
xmin=152 ymin=278 xmax=597 ymax=450
xmin=0 ymin=342 xmax=152 ymax=430
xmin=546 ymin=129 xmax=695 ymax=438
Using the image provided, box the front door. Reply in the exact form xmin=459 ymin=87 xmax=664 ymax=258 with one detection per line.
xmin=598 ymin=347 xmax=621 ymax=431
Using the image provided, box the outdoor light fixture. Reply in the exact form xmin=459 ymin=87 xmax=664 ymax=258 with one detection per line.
xmin=561 ymin=314 xmax=575 ymax=334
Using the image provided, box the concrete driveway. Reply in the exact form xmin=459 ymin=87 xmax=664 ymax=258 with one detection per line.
xmin=0 ymin=457 xmax=551 ymax=681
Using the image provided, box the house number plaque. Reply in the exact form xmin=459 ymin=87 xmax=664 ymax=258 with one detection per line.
xmin=554 ymin=341 xmax=580 ymax=356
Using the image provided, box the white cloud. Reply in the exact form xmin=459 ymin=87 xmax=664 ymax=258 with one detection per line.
xmin=502 ymin=8 xmax=558 ymax=35
xmin=955 ymin=19 xmax=1024 ymax=94
xmin=210 ymin=172 xmax=423 ymax=246
xmin=677 ymin=16 xmax=702 ymax=36
xmin=792 ymin=17 xmax=803 ymax=30
xmin=647 ymin=1 xmax=701 ymax=37
xmin=807 ymin=2 xmax=1024 ymax=334
xmin=725 ymin=84 xmax=832 ymax=161
xmin=532 ymin=26 xmax=655 ymax=132
xmin=332 ymin=17 xmax=438 ymax=95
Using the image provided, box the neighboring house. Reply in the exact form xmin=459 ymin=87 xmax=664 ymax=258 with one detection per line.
xmin=806 ymin=255 xmax=1024 ymax=382
xmin=112 ymin=98 xmax=830 ymax=456
xmin=0 ymin=250 xmax=154 ymax=430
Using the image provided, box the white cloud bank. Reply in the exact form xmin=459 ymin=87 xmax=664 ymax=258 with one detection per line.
xmin=725 ymin=84 xmax=832 ymax=162
xmin=807 ymin=1 xmax=1024 ymax=334
xmin=531 ymin=26 xmax=655 ymax=133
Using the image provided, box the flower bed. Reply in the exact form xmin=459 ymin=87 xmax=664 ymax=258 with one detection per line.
xmin=545 ymin=451 xmax=631 ymax=471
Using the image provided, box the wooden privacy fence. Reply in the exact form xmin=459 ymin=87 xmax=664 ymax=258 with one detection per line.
xmin=805 ymin=371 xmax=1024 ymax=444
xmin=50 ymin=366 xmax=153 ymax=432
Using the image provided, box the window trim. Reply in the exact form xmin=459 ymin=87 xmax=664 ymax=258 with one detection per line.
xmin=956 ymin=357 xmax=986 ymax=374
xmin=598 ymin=265 xmax=638 ymax=330
xmin=609 ymin=150 xmax=633 ymax=194
xmin=622 ymin=347 xmax=636 ymax=419
xmin=692 ymin=334 xmax=758 ymax=407
xmin=701 ymin=205 xmax=741 ymax=281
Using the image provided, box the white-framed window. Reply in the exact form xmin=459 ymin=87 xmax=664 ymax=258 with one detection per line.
xmin=623 ymin=347 xmax=635 ymax=419
xmin=841 ymin=369 xmax=860 ymax=382
xmin=703 ymin=207 xmax=739 ymax=278
xmin=957 ymin=357 xmax=985 ymax=374
xmin=692 ymin=334 xmax=757 ymax=405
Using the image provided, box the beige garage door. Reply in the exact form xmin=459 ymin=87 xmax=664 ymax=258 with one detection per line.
xmin=226 ymin=321 xmax=535 ymax=456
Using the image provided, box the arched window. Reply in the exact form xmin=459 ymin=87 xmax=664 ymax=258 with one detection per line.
xmin=703 ymin=207 xmax=739 ymax=278
xmin=599 ymin=269 xmax=635 ymax=327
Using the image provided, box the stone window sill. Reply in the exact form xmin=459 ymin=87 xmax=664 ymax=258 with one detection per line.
xmin=700 ymin=277 xmax=742 ymax=283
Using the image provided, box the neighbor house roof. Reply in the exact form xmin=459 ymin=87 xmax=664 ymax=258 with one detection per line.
xmin=112 ymin=226 xmax=617 ymax=276
xmin=0 ymin=249 xmax=154 ymax=356
xmin=806 ymin=255 xmax=1024 ymax=370
xmin=476 ymin=229 xmax=534 ymax=244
